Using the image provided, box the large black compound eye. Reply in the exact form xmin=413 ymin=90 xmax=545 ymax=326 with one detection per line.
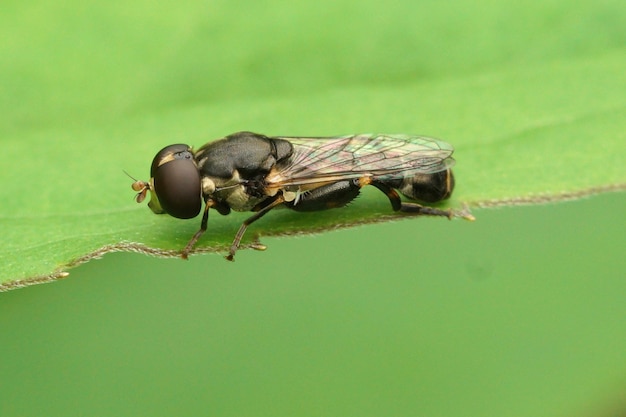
xmin=150 ymin=144 xmax=201 ymax=219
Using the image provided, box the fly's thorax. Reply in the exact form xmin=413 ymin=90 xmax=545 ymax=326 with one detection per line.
xmin=195 ymin=132 xmax=294 ymax=179
xmin=201 ymin=176 xmax=216 ymax=195
xmin=202 ymin=170 xmax=266 ymax=212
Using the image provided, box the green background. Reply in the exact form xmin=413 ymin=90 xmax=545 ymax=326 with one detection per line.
xmin=2 ymin=0 xmax=626 ymax=415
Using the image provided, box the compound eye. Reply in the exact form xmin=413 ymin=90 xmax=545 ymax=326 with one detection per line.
xmin=150 ymin=144 xmax=201 ymax=219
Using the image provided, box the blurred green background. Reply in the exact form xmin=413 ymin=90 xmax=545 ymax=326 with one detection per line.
xmin=2 ymin=0 xmax=625 ymax=415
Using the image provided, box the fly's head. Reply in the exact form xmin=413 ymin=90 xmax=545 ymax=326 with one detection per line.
xmin=131 ymin=144 xmax=202 ymax=219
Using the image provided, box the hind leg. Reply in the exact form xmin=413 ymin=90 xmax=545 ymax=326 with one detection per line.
xmin=368 ymin=179 xmax=453 ymax=219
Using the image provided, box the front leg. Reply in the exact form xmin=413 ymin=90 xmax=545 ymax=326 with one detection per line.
xmin=182 ymin=199 xmax=231 ymax=259
xmin=182 ymin=200 xmax=212 ymax=259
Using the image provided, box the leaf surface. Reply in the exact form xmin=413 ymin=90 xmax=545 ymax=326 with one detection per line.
xmin=1 ymin=0 xmax=624 ymax=289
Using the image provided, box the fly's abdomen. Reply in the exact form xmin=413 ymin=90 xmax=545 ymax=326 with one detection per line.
xmin=391 ymin=169 xmax=455 ymax=203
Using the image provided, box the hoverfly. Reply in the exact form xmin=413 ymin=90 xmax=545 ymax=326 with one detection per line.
xmin=131 ymin=131 xmax=463 ymax=261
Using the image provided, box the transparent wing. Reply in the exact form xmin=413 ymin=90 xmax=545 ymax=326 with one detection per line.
xmin=265 ymin=134 xmax=455 ymax=187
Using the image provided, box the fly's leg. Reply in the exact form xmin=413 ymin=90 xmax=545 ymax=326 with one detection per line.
xmin=182 ymin=201 xmax=212 ymax=259
xmin=249 ymin=239 xmax=268 ymax=252
xmin=286 ymin=177 xmax=449 ymax=218
xmin=398 ymin=203 xmax=453 ymax=219
xmin=182 ymin=199 xmax=231 ymax=259
xmin=287 ymin=179 xmax=363 ymax=212
xmin=227 ymin=194 xmax=285 ymax=261
xmin=369 ymin=179 xmax=453 ymax=219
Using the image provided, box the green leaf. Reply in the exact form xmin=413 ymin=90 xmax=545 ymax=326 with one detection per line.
xmin=1 ymin=0 xmax=625 ymax=290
